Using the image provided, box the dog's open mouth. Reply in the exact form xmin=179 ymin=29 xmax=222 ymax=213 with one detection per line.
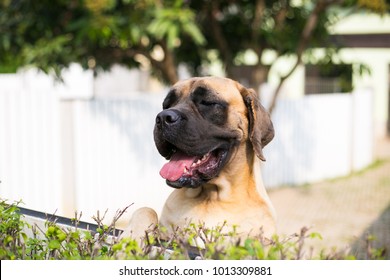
xmin=159 ymin=148 xmax=228 ymax=188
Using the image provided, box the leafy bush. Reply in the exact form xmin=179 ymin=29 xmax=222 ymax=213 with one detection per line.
xmin=0 ymin=199 xmax=386 ymax=260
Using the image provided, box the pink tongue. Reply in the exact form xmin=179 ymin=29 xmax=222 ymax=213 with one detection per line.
xmin=160 ymin=152 xmax=197 ymax=181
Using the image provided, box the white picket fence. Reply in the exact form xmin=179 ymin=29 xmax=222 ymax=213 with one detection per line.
xmin=263 ymin=91 xmax=373 ymax=187
xmin=0 ymin=69 xmax=373 ymax=224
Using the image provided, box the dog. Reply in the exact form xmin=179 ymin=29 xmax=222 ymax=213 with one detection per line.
xmin=121 ymin=77 xmax=276 ymax=244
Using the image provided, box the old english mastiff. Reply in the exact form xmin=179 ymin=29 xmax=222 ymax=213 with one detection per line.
xmin=122 ymin=76 xmax=276 ymax=242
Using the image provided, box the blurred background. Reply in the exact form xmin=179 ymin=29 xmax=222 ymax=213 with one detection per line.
xmin=0 ymin=0 xmax=389 ymax=255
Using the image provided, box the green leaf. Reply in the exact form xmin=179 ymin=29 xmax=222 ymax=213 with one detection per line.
xmin=70 ymin=231 xmax=80 ymax=240
xmin=57 ymin=231 xmax=67 ymax=242
xmin=167 ymin=25 xmax=179 ymax=49
xmin=309 ymin=232 xmax=323 ymax=240
xmin=48 ymin=240 xmax=61 ymax=250
xmin=21 ymin=232 xmax=28 ymax=242
xmin=182 ymin=22 xmax=205 ymax=45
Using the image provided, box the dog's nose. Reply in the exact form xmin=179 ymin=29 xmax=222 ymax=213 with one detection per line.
xmin=156 ymin=110 xmax=181 ymax=127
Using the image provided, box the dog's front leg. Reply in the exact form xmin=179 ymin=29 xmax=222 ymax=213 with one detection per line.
xmin=120 ymin=207 xmax=158 ymax=246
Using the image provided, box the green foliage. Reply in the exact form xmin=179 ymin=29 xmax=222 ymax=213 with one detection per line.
xmin=0 ymin=199 xmax=116 ymax=260
xmin=358 ymin=0 xmax=389 ymax=14
xmin=0 ymin=0 xmax=386 ymax=87
xmin=0 ymin=199 xmax=387 ymax=260
xmin=147 ymin=3 xmax=205 ymax=49
xmin=0 ymin=0 xmax=205 ymax=82
xmin=0 ymin=200 xmax=28 ymax=259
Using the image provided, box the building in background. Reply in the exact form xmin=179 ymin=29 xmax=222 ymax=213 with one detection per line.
xmin=260 ymin=12 xmax=390 ymax=140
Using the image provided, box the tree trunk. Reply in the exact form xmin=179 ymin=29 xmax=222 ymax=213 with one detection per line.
xmin=147 ymin=43 xmax=179 ymax=85
xmin=160 ymin=60 xmax=178 ymax=85
xmin=249 ymin=64 xmax=269 ymax=92
xmin=161 ymin=45 xmax=179 ymax=85
xmin=266 ymin=0 xmax=340 ymax=114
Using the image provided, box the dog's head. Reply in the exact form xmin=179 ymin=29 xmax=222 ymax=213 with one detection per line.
xmin=154 ymin=77 xmax=274 ymax=188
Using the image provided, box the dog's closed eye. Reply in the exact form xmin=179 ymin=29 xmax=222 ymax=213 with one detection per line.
xmin=199 ymin=100 xmax=226 ymax=109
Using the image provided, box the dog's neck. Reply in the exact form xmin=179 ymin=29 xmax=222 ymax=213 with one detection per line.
xmin=183 ymin=143 xmax=275 ymax=219
xmin=252 ymin=156 xmax=276 ymax=220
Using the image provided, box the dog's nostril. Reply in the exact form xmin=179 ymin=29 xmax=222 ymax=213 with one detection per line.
xmin=156 ymin=110 xmax=180 ymax=126
xmin=165 ymin=113 xmax=179 ymax=123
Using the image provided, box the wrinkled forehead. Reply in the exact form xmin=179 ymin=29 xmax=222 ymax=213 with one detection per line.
xmin=169 ymin=77 xmax=244 ymax=102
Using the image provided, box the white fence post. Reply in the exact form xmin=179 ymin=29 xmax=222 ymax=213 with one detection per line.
xmin=351 ymin=88 xmax=374 ymax=171
xmin=59 ymin=101 xmax=77 ymax=216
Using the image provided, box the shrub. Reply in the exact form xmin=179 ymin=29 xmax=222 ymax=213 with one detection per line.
xmin=0 ymin=199 xmax=386 ymax=260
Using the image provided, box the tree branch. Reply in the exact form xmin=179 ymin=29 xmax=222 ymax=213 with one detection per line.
xmin=207 ymin=1 xmax=234 ymax=73
xmin=268 ymin=0 xmax=344 ymax=114
xmin=159 ymin=40 xmax=179 ymax=84
xmin=274 ymin=0 xmax=288 ymax=30
xmin=96 ymin=44 xmax=178 ymax=84
xmin=251 ymin=0 xmax=265 ymax=43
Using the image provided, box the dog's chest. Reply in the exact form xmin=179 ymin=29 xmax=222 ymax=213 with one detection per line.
xmin=161 ymin=191 xmax=264 ymax=231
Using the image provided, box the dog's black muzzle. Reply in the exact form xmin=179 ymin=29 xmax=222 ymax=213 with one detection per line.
xmin=154 ymin=107 xmax=239 ymax=188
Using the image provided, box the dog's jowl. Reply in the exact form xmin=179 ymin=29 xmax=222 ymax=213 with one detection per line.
xmin=122 ymin=77 xmax=276 ymax=244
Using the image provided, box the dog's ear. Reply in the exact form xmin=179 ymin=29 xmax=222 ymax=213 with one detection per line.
xmin=239 ymin=86 xmax=274 ymax=161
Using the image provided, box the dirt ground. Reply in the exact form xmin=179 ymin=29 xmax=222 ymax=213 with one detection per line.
xmin=268 ymin=138 xmax=390 ymax=259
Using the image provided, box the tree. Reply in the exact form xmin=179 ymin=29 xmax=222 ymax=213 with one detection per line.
xmin=0 ymin=0 xmax=387 ymax=112
xmin=0 ymin=0 xmax=205 ymax=84
xmin=182 ymin=0 xmax=388 ymax=112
